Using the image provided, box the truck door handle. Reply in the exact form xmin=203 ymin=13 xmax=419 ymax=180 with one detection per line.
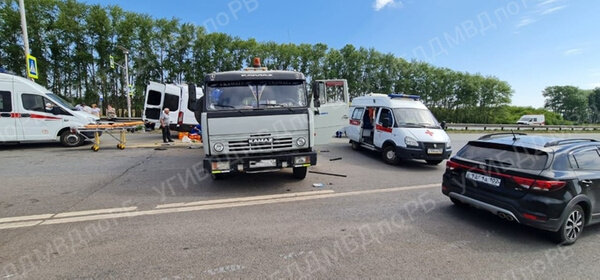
xmin=580 ymin=180 xmax=593 ymax=186
xmin=342 ymin=115 xmax=349 ymax=119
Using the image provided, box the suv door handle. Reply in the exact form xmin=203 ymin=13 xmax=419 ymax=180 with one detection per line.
xmin=580 ymin=180 xmax=593 ymax=186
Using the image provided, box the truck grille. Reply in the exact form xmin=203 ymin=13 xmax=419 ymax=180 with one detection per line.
xmin=228 ymin=135 xmax=293 ymax=152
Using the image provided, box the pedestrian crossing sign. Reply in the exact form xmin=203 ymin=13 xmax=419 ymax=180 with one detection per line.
xmin=26 ymin=55 xmax=38 ymax=79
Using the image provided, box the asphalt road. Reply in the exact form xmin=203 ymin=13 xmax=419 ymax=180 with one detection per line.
xmin=1 ymin=133 xmax=599 ymax=279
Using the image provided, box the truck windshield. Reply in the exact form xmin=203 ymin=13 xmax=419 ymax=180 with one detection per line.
xmin=393 ymin=108 xmax=440 ymax=128
xmin=206 ymin=80 xmax=307 ymax=111
xmin=46 ymin=93 xmax=76 ymax=110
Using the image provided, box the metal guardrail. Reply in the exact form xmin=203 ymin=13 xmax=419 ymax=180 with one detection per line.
xmin=446 ymin=123 xmax=600 ymax=131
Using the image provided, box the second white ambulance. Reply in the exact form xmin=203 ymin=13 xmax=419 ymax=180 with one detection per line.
xmin=346 ymin=94 xmax=452 ymax=165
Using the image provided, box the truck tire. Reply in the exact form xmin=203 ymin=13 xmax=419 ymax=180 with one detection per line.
xmin=60 ymin=130 xmax=83 ymax=147
xmin=382 ymin=145 xmax=399 ymax=165
xmin=211 ymin=173 xmax=225 ymax=180
xmin=292 ymin=167 xmax=308 ymax=179
xmin=351 ymin=141 xmax=360 ymax=150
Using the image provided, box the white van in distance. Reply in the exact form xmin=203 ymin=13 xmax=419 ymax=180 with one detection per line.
xmin=0 ymin=72 xmax=99 ymax=146
xmin=143 ymin=81 xmax=203 ymax=132
xmin=517 ymin=114 xmax=545 ymax=125
xmin=346 ymin=93 xmax=452 ymax=165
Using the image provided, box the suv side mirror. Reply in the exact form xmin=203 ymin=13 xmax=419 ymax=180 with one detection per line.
xmin=187 ymin=84 xmax=197 ymax=111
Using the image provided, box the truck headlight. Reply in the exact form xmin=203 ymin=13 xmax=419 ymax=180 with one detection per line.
xmin=211 ymin=161 xmax=230 ymax=171
xmin=213 ymin=142 xmax=224 ymax=152
xmin=405 ymin=137 xmax=419 ymax=147
xmin=296 ymin=137 xmax=306 ymax=147
xmin=294 ymin=156 xmax=311 ymax=165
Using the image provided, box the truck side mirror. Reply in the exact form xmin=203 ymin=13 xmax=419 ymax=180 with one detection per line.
xmin=187 ymin=84 xmax=197 ymax=111
xmin=312 ymin=81 xmax=321 ymax=108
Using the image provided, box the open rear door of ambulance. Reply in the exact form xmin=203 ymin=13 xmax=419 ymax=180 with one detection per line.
xmin=312 ymin=79 xmax=350 ymax=146
xmin=143 ymin=81 xmax=165 ymax=128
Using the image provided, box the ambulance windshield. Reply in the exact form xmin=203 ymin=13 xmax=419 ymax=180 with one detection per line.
xmin=393 ymin=108 xmax=440 ymax=128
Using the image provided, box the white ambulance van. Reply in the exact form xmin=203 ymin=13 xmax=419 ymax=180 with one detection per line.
xmin=143 ymin=81 xmax=203 ymax=132
xmin=0 ymin=72 xmax=99 ymax=147
xmin=346 ymin=94 xmax=452 ymax=165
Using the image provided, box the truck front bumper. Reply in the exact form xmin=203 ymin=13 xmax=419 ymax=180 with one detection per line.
xmin=204 ymin=150 xmax=317 ymax=174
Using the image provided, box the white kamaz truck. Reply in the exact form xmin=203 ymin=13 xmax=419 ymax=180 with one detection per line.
xmin=188 ymin=59 xmax=348 ymax=180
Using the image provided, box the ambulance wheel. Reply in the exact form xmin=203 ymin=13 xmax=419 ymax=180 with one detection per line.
xmin=292 ymin=167 xmax=308 ymax=179
xmin=426 ymin=160 xmax=443 ymax=165
xmin=60 ymin=131 xmax=83 ymax=147
xmin=351 ymin=141 xmax=360 ymax=150
xmin=382 ymin=145 xmax=399 ymax=165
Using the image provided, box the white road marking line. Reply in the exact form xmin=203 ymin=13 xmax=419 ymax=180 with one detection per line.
xmin=1 ymin=183 xmax=440 ymax=229
xmin=0 ymin=214 xmax=53 ymax=224
xmin=155 ymin=190 xmax=336 ymax=209
xmin=0 ymin=220 xmax=43 ymax=230
xmin=0 ymin=206 xmax=138 ymax=225
xmin=53 ymin=206 xmax=138 ymax=218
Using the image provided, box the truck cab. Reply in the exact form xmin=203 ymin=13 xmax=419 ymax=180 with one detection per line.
xmin=191 ymin=64 xmax=318 ymax=179
xmin=346 ymin=93 xmax=452 ymax=165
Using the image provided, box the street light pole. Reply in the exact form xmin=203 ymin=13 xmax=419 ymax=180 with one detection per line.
xmin=18 ymin=0 xmax=32 ymax=80
xmin=117 ymin=46 xmax=131 ymax=119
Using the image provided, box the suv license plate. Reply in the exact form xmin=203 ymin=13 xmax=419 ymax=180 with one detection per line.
xmin=427 ymin=148 xmax=443 ymax=155
xmin=250 ymin=159 xmax=277 ymax=168
xmin=466 ymin=171 xmax=501 ymax=187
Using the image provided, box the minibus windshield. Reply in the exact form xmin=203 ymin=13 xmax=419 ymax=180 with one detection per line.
xmin=393 ymin=108 xmax=440 ymax=128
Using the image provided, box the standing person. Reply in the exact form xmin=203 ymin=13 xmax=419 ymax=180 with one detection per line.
xmin=160 ymin=108 xmax=174 ymax=143
xmin=91 ymin=104 xmax=101 ymax=117
xmin=106 ymin=104 xmax=117 ymax=121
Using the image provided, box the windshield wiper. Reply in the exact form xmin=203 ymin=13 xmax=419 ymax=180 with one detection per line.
xmin=261 ymin=103 xmax=294 ymax=112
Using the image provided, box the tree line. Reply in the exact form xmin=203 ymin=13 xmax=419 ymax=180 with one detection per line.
xmin=543 ymin=86 xmax=600 ymax=124
xmin=2 ymin=0 xmax=579 ymax=125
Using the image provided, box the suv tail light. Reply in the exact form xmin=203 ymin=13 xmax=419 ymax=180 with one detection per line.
xmin=512 ymin=176 xmax=566 ymax=191
xmin=177 ymin=111 xmax=184 ymax=125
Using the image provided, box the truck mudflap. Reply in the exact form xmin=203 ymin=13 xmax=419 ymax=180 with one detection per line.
xmin=204 ymin=151 xmax=317 ymax=174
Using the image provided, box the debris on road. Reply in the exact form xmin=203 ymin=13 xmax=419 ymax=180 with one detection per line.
xmin=329 ymin=157 xmax=342 ymax=161
xmin=312 ymin=183 xmax=324 ymax=188
xmin=309 ymin=171 xmax=347 ymax=178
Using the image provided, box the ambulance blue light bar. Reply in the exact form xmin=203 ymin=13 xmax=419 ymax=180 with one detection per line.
xmin=388 ymin=93 xmax=420 ymax=100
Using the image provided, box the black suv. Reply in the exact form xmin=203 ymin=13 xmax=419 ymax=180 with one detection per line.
xmin=442 ymin=133 xmax=600 ymax=244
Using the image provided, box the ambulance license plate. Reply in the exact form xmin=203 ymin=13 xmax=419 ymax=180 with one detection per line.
xmin=427 ymin=148 xmax=443 ymax=155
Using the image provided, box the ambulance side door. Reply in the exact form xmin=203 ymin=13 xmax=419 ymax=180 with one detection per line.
xmin=0 ymin=88 xmax=17 ymax=142
xmin=374 ymin=107 xmax=395 ymax=148
xmin=346 ymin=106 xmax=364 ymax=142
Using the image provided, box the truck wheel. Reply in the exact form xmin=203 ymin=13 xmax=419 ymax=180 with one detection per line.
xmin=292 ymin=167 xmax=308 ymax=179
xmin=551 ymin=205 xmax=584 ymax=245
xmin=426 ymin=160 xmax=443 ymax=165
xmin=211 ymin=173 xmax=225 ymax=180
xmin=382 ymin=145 xmax=399 ymax=165
xmin=351 ymin=141 xmax=360 ymax=150
xmin=60 ymin=131 xmax=83 ymax=147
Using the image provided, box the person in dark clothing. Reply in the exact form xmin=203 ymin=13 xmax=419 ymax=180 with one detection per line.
xmin=160 ymin=108 xmax=174 ymax=143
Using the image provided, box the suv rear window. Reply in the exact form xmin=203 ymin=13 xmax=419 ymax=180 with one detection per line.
xmin=457 ymin=143 xmax=548 ymax=170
